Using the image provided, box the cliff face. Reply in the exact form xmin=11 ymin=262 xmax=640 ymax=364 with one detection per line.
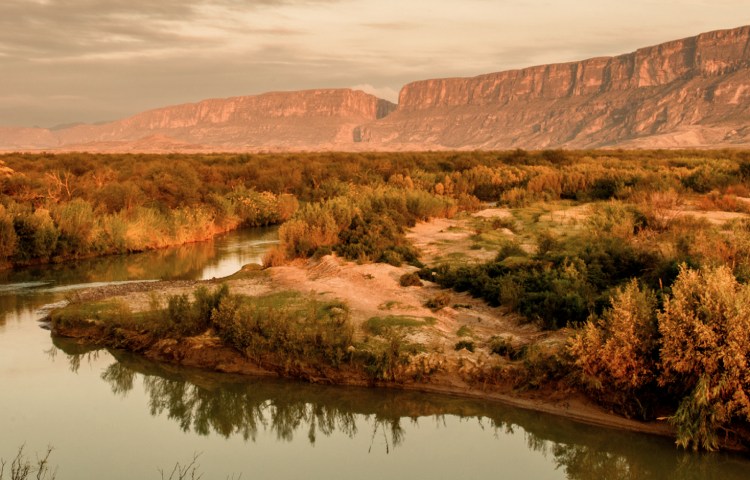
xmin=397 ymin=27 xmax=750 ymax=109
xmin=1 ymin=26 xmax=749 ymax=152
xmin=0 ymin=89 xmax=396 ymax=152
xmin=359 ymin=26 xmax=750 ymax=149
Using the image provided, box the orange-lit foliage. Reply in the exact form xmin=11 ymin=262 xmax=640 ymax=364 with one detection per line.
xmin=569 ymin=280 xmax=659 ymax=416
xmin=659 ymin=265 xmax=750 ymax=450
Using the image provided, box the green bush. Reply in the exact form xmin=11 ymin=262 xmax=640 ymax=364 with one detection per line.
xmin=489 ymin=336 xmax=525 ymax=360
xmin=0 ymin=207 xmax=17 ymax=260
xmin=364 ymin=315 xmax=435 ymax=335
xmin=12 ymin=209 xmax=59 ymax=262
xmin=658 ymin=265 xmax=750 ymax=451
xmin=212 ymin=291 xmax=354 ymax=369
xmin=162 ymin=284 xmax=229 ymax=336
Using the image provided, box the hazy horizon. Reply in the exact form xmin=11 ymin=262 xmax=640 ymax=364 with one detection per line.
xmin=0 ymin=0 xmax=747 ymax=128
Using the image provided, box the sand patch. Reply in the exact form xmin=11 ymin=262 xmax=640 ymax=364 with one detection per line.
xmin=406 ymin=211 xmax=511 ymax=265
xmin=472 ymin=208 xmax=513 ymax=219
xmin=671 ymin=209 xmax=748 ymax=225
xmin=538 ymin=204 xmax=592 ymax=224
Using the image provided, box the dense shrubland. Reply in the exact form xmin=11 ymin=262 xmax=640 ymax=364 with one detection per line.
xmin=4 ymin=149 xmax=748 ymax=268
xmin=24 ymin=149 xmax=750 ymax=450
xmin=393 ymin=149 xmax=750 ymax=450
xmin=0 ymin=157 xmax=298 ymax=265
xmin=570 ymin=266 xmax=750 ymax=451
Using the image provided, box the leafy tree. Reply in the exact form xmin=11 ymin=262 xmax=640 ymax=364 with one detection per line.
xmin=569 ymin=280 xmax=659 ymax=417
xmin=659 ymin=265 xmax=750 ymax=450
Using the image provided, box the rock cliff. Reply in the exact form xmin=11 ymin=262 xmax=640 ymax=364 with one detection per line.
xmin=1 ymin=26 xmax=749 ymax=152
xmin=357 ymin=26 xmax=750 ymax=149
xmin=0 ymin=89 xmax=396 ymax=152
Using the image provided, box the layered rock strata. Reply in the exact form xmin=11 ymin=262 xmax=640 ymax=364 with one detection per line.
xmin=357 ymin=26 xmax=750 ymax=149
xmin=2 ymin=26 xmax=749 ymax=152
xmin=0 ymin=89 xmax=396 ymax=152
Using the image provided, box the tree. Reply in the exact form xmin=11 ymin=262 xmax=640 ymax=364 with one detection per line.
xmin=569 ymin=279 xmax=659 ymax=417
xmin=658 ymin=265 xmax=750 ymax=450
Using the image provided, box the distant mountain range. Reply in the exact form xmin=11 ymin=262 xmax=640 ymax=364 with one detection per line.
xmin=2 ymin=25 xmax=749 ymax=152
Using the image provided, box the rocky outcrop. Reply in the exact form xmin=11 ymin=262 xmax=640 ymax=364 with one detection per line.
xmin=1 ymin=26 xmax=749 ymax=152
xmin=0 ymin=89 xmax=396 ymax=152
xmin=358 ymin=26 xmax=750 ymax=149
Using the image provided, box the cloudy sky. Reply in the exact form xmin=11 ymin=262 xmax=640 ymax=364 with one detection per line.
xmin=0 ymin=0 xmax=746 ymax=127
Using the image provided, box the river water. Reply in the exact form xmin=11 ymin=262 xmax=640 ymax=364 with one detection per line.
xmin=0 ymin=227 xmax=748 ymax=479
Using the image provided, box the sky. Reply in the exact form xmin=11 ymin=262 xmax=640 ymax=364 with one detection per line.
xmin=0 ymin=0 xmax=747 ymax=127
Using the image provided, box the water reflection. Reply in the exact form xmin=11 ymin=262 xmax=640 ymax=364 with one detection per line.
xmin=0 ymin=226 xmax=276 ymax=285
xmin=51 ymin=338 xmax=750 ymax=480
xmin=0 ymin=227 xmax=277 ymax=326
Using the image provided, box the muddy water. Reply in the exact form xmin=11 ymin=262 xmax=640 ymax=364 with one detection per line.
xmin=0 ymin=227 xmax=748 ymax=479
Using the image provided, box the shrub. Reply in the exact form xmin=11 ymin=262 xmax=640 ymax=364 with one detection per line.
xmin=262 ymin=245 xmax=286 ymax=268
xmin=335 ymin=212 xmax=402 ymax=262
xmin=489 ymin=336 xmax=524 ymax=360
xmin=456 ymin=325 xmax=472 ymax=337
xmin=363 ymin=315 xmax=435 ymax=335
xmin=212 ymin=291 xmax=354 ymax=370
xmin=0 ymin=206 xmax=16 ymax=260
xmin=399 ymin=272 xmax=423 ymax=287
xmin=454 ymin=340 xmax=475 ymax=352
xmin=568 ymin=280 xmax=659 ymax=418
xmin=356 ymin=332 xmax=417 ymax=381
xmin=163 ymin=284 xmax=229 ymax=336
xmin=12 ymin=209 xmax=59 ymax=262
xmin=0 ymin=445 xmax=56 ymax=480
xmin=279 ymin=203 xmax=341 ymax=258
xmin=53 ymin=198 xmax=96 ymax=255
xmin=425 ymin=292 xmax=451 ymax=310
xmin=658 ymin=265 xmax=750 ymax=451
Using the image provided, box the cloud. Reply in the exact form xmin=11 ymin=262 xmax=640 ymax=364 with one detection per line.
xmin=360 ymin=22 xmax=415 ymax=31
xmin=0 ymin=0 xmax=331 ymax=60
xmin=0 ymin=0 xmax=745 ymax=126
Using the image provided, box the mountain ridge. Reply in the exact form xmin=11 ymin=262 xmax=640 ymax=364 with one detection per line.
xmin=2 ymin=25 xmax=750 ymax=152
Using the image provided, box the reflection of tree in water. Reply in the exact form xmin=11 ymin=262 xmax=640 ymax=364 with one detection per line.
xmin=101 ymin=361 xmax=136 ymax=395
xmin=138 ymin=371 xmax=405 ymax=449
xmin=52 ymin=337 xmax=750 ymax=477
xmin=46 ymin=338 xmax=101 ymax=373
xmin=503 ymin=419 xmax=750 ymax=480
xmin=547 ymin=441 xmax=750 ymax=480
xmin=98 ymin=353 xmax=390 ymax=446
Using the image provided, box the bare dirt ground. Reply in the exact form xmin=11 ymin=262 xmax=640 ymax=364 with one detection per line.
xmin=269 ymin=254 xmax=546 ymax=358
xmin=406 ymin=209 xmax=519 ymax=264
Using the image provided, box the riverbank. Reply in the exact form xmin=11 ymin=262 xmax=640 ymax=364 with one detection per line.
xmin=46 ymin=211 xmax=687 ymax=447
xmin=48 ymin=263 xmax=674 ymax=438
xmin=0 ymin=220 xmax=249 ymax=272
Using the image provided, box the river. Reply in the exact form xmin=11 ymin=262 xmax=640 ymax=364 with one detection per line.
xmin=0 ymin=227 xmax=748 ymax=479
